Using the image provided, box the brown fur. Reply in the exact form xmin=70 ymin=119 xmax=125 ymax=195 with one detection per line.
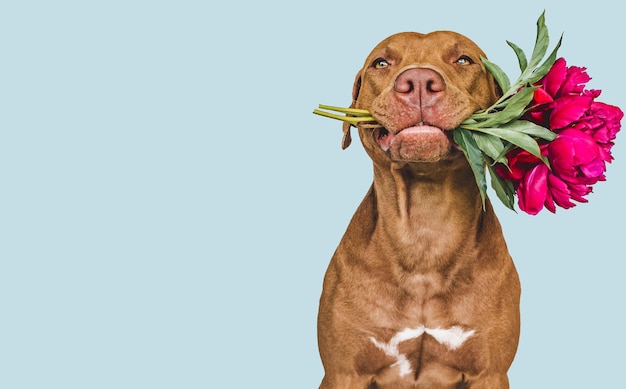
xmin=318 ymin=31 xmax=520 ymax=389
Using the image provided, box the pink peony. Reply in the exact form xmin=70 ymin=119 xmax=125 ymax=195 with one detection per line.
xmin=548 ymin=129 xmax=606 ymax=185
xmin=499 ymin=129 xmax=603 ymax=215
xmin=498 ymin=58 xmax=622 ymax=214
xmin=517 ymin=162 xmax=549 ymax=215
xmin=572 ymin=101 xmax=624 ymax=162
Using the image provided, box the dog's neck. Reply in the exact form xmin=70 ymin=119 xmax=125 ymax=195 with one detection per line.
xmin=370 ymin=160 xmax=489 ymax=271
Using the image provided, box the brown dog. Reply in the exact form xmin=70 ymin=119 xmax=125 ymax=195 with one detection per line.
xmin=318 ymin=31 xmax=520 ymax=389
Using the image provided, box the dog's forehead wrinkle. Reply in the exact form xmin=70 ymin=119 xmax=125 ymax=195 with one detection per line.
xmin=363 ymin=35 xmax=488 ymax=88
xmin=367 ymin=41 xmax=414 ymax=66
xmin=447 ymin=42 xmax=476 ymax=61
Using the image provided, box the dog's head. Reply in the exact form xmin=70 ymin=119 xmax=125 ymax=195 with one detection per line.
xmin=342 ymin=31 xmax=500 ymax=166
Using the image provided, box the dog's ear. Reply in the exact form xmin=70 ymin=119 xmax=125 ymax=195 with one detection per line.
xmin=341 ymin=121 xmax=352 ymax=149
xmin=341 ymin=72 xmax=362 ymax=149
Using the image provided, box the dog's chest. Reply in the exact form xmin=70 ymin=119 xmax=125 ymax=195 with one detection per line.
xmin=358 ymin=273 xmax=478 ymax=386
xmin=362 ymin=324 xmax=476 ymax=388
xmin=389 ymin=271 xmax=459 ymax=318
xmin=401 ymin=272 xmax=445 ymax=300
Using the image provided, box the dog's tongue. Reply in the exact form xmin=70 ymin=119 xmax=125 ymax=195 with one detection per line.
xmin=377 ymin=125 xmax=451 ymax=162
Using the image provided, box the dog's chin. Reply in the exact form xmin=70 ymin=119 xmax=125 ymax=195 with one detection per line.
xmin=374 ymin=125 xmax=455 ymax=163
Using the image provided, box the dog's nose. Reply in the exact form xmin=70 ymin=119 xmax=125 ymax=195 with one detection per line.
xmin=394 ymin=68 xmax=445 ymax=106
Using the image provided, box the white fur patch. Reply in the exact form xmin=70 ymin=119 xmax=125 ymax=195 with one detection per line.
xmin=424 ymin=326 xmax=476 ymax=350
xmin=369 ymin=325 xmax=475 ymax=377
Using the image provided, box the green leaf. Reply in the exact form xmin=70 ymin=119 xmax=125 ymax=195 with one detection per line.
xmin=476 ymin=12 xmax=561 ymax=120
xmin=501 ymin=120 xmax=557 ymax=141
xmin=472 ymin=132 xmax=506 ymax=163
xmin=473 ymin=86 xmax=536 ymax=128
xmin=453 ymin=128 xmax=488 ymax=209
xmin=481 ymin=56 xmax=511 ymax=93
xmin=506 ymin=40 xmax=528 ymax=72
xmin=487 ymin=163 xmax=516 ymax=211
xmin=528 ymin=33 xmax=563 ymax=85
xmin=493 ymin=142 xmax=516 ymax=166
xmin=526 ymin=11 xmax=550 ymax=70
xmin=470 ymin=125 xmax=543 ymax=160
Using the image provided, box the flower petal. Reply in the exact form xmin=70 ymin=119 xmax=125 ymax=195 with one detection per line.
xmin=533 ymin=87 xmax=554 ymax=105
xmin=579 ymin=158 xmax=606 ymax=178
xmin=561 ymin=65 xmax=591 ymax=96
xmin=542 ymin=57 xmax=567 ymax=98
xmin=549 ymin=96 xmax=593 ymax=130
xmin=518 ymin=163 xmax=549 ymax=215
xmin=547 ymin=173 xmax=575 ymax=210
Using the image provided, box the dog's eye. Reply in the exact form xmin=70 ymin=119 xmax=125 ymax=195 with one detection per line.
xmin=373 ymin=59 xmax=390 ymax=69
xmin=455 ymin=56 xmax=474 ymax=66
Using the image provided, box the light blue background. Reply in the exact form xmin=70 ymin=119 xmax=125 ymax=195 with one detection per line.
xmin=1 ymin=1 xmax=624 ymax=388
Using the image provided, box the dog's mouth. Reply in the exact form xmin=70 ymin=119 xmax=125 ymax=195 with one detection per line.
xmin=373 ymin=125 xmax=458 ymax=162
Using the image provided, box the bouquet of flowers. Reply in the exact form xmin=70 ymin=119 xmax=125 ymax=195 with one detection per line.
xmin=313 ymin=12 xmax=622 ymax=215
